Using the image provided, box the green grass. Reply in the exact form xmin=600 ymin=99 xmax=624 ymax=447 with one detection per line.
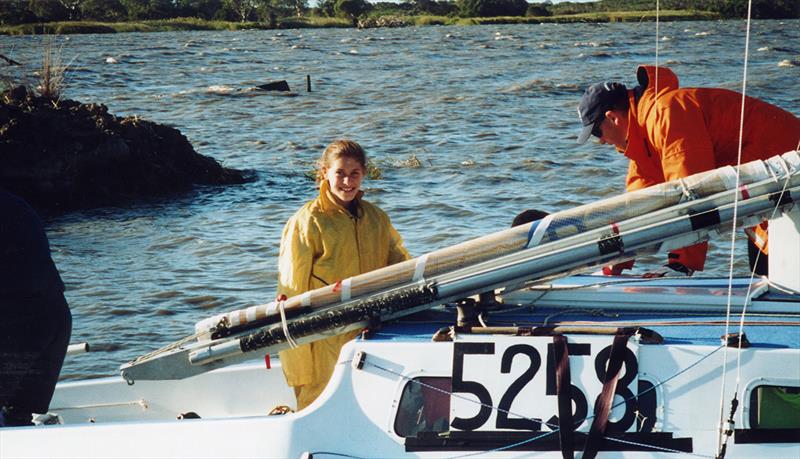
xmin=409 ymin=15 xmax=455 ymax=26
xmin=0 ymin=17 xmax=271 ymax=35
xmin=537 ymin=10 xmax=720 ymax=23
xmin=454 ymin=9 xmax=718 ymax=25
xmin=455 ymin=16 xmax=539 ymax=25
xmin=0 ymin=10 xmax=724 ymax=35
xmin=278 ymin=16 xmax=351 ymax=29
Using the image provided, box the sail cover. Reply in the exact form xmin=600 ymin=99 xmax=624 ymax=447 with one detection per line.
xmin=194 ymin=151 xmax=800 ymax=337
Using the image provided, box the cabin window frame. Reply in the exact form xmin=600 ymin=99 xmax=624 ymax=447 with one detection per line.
xmin=732 ymin=377 xmax=800 ymax=445
xmin=745 ymin=381 xmax=800 ymax=430
xmin=392 ymin=376 xmax=452 ymax=439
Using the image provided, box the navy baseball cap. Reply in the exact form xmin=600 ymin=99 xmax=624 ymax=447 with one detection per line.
xmin=577 ymin=82 xmax=627 ymax=144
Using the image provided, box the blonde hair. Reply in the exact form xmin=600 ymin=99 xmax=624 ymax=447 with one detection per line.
xmin=316 ymin=139 xmax=367 ymax=182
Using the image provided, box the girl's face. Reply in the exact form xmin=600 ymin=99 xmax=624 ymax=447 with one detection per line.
xmin=323 ymin=156 xmax=364 ymax=205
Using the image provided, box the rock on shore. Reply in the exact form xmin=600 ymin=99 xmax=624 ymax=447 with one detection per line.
xmin=357 ymin=15 xmax=409 ymax=28
xmin=0 ymin=86 xmax=249 ymax=214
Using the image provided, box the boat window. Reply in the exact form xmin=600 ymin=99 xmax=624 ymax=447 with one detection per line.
xmin=394 ymin=377 xmax=451 ymax=438
xmin=749 ymin=385 xmax=800 ymax=429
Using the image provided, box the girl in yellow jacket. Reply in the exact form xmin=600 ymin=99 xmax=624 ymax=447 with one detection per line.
xmin=277 ymin=139 xmax=410 ymax=411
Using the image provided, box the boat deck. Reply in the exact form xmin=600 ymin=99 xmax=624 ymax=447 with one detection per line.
xmin=372 ymin=275 xmax=800 ymax=348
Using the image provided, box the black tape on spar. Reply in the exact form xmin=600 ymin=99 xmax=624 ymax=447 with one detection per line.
xmin=239 ymin=283 xmax=439 ymax=353
xmin=689 ymin=209 xmax=722 ymax=231
xmin=597 ymin=233 xmax=624 ymax=256
xmin=769 ymin=190 xmax=793 ymax=207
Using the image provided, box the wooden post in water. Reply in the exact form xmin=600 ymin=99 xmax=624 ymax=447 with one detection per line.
xmin=306 ymin=75 xmax=311 ymax=92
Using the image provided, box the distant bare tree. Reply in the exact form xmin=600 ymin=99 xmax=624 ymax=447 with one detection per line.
xmin=294 ymin=0 xmax=308 ymax=17
xmin=224 ymin=0 xmax=263 ymax=21
xmin=58 ymin=0 xmax=83 ymax=20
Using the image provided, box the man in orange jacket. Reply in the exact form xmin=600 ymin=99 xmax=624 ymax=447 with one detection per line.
xmin=577 ymin=65 xmax=800 ymax=276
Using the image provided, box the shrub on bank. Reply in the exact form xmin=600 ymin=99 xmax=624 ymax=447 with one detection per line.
xmin=358 ymin=15 xmax=409 ymax=28
xmin=0 ymin=9 xmax=727 ymax=35
xmin=412 ymin=15 xmax=453 ymax=26
xmin=457 ymin=0 xmax=528 ymax=18
xmin=536 ymin=10 xmax=719 ymax=23
xmin=279 ymin=16 xmax=351 ymax=28
xmin=0 ymin=18 xmax=270 ymax=35
xmin=464 ymin=16 xmax=541 ymax=24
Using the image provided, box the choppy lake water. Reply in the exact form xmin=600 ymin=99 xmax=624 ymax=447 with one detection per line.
xmin=1 ymin=20 xmax=798 ymax=380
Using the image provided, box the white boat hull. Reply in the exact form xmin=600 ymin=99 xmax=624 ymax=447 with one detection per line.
xmin=3 ymin=277 xmax=798 ymax=458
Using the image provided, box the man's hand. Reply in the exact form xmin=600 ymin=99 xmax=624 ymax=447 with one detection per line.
xmin=641 ymin=267 xmax=669 ymax=278
xmin=602 ymin=260 xmax=635 ymax=276
xmin=665 ymin=262 xmax=694 ymax=276
xmin=602 ymin=265 xmax=624 ymax=275
xmin=642 ymin=262 xmax=694 ymax=278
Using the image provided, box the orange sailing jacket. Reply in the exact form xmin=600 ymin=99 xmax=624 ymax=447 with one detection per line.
xmin=622 ymin=65 xmax=800 ymax=271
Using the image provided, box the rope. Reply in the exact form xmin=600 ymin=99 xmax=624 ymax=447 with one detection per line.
xmin=775 ymin=154 xmax=792 ymax=176
xmin=446 ymin=430 xmax=559 ymax=459
xmin=128 ymin=329 xmax=207 ymax=364
xmin=766 ymin=277 xmax=800 ymax=295
xmin=362 ymin=360 xmax=559 ymax=431
xmin=278 ymin=299 xmax=299 ymax=349
xmin=678 ymin=178 xmax=699 ymax=202
xmin=306 ymin=452 xmax=369 ymax=459
xmin=605 ymin=435 xmax=715 ymax=458
xmin=357 ymin=343 xmax=725 ymax=459
xmin=583 ymin=334 xmax=630 ymax=459
xmin=716 ymin=170 xmax=794 ymax=459
xmin=542 ymin=309 xmax=619 ymax=327
xmin=654 ymin=0 xmax=660 ymax=99
xmin=717 ymin=2 xmax=754 ymax=456
xmin=523 ymin=273 xmax=714 ymax=293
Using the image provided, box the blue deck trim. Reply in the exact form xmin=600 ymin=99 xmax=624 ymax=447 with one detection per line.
xmin=367 ymin=274 xmax=799 ymax=348
xmin=371 ymin=311 xmax=800 ymax=348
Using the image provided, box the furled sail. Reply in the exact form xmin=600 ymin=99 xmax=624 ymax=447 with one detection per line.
xmin=120 ymin=151 xmax=800 ymax=382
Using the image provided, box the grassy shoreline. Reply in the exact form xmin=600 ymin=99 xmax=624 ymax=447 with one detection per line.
xmin=0 ymin=10 xmax=723 ymax=36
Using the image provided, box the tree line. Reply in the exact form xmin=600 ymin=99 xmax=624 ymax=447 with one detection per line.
xmin=1 ymin=0 xmax=797 ymax=26
xmin=534 ymin=0 xmax=798 ymax=19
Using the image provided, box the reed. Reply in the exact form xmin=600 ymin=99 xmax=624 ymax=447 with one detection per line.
xmin=302 ymin=159 xmax=383 ymax=181
xmin=366 ymin=160 xmax=383 ymax=180
xmin=37 ymin=39 xmax=69 ymax=100
xmin=0 ymin=69 xmax=13 ymax=92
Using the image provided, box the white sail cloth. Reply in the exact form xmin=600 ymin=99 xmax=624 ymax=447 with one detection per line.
xmin=194 ymin=151 xmax=800 ymax=339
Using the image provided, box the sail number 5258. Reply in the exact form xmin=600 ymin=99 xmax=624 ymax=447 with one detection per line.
xmin=450 ymin=340 xmax=649 ymax=433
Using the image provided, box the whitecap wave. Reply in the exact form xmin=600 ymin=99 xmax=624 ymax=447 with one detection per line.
xmin=206 ymin=85 xmax=235 ymax=94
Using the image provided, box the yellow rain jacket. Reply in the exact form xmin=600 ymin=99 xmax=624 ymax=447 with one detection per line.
xmin=277 ymin=180 xmax=410 ymax=410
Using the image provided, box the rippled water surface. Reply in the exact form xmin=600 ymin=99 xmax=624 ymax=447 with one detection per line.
xmin=2 ymin=20 xmax=798 ymax=380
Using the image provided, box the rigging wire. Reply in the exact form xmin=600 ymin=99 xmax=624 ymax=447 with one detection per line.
xmin=356 ymin=344 xmax=725 ymax=459
xmin=304 ymin=452 xmax=368 ymax=459
xmin=654 ymin=0 xmax=660 ymax=98
xmin=716 ymin=1 xmax=754 ymax=457
xmin=717 ymin=172 xmax=795 ymax=459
